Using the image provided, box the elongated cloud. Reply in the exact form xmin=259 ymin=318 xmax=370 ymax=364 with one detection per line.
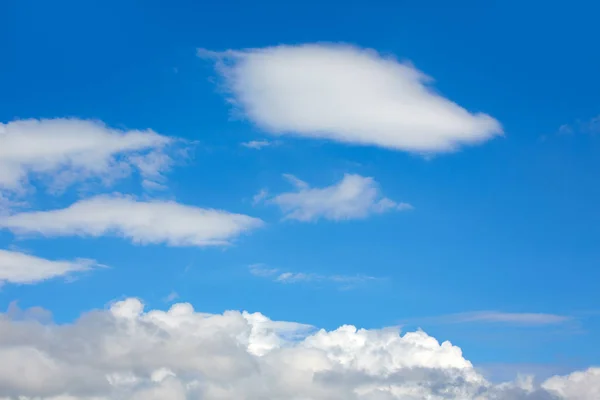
xmin=267 ymin=173 xmax=412 ymax=221
xmin=0 ymin=298 xmax=595 ymax=399
xmin=412 ymin=311 xmax=573 ymax=327
xmin=249 ymin=263 xmax=376 ymax=290
xmin=201 ymin=44 xmax=502 ymax=153
xmin=0 ymin=118 xmax=178 ymax=196
xmin=0 ymin=249 xmax=98 ymax=285
xmin=0 ymin=195 xmax=263 ymax=247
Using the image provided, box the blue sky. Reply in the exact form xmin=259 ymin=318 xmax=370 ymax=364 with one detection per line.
xmin=1 ymin=0 xmax=600 ymax=397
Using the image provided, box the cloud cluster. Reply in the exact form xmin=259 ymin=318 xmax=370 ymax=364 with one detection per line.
xmin=265 ymin=173 xmax=411 ymax=222
xmin=0 ymin=299 xmax=596 ymax=400
xmin=0 ymin=118 xmax=178 ymax=198
xmin=0 ymin=195 xmax=263 ymax=247
xmin=201 ymin=44 xmax=502 ymax=153
xmin=0 ymin=249 xmax=99 ymax=285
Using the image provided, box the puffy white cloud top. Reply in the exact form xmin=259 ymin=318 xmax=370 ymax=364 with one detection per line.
xmin=0 ymin=298 xmax=596 ymax=399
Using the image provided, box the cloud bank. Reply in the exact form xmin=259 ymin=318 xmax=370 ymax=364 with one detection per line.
xmin=0 ymin=298 xmax=596 ymax=399
xmin=0 ymin=195 xmax=263 ymax=247
xmin=201 ymin=44 xmax=502 ymax=153
xmin=266 ymin=173 xmax=411 ymax=222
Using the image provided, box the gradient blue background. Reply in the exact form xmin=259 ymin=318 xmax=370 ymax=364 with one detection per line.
xmin=2 ymin=0 xmax=599 ymax=380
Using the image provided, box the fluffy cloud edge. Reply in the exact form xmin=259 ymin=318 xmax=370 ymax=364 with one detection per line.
xmin=0 ymin=298 xmax=596 ymax=399
xmin=0 ymin=118 xmax=186 ymax=201
xmin=261 ymin=173 xmax=412 ymax=222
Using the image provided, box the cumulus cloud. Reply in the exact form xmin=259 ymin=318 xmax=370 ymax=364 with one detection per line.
xmin=266 ymin=173 xmax=412 ymax=221
xmin=0 ymin=249 xmax=99 ymax=285
xmin=201 ymin=44 xmax=502 ymax=153
xmin=249 ymin=263 xmax=377 ymax=290
xmin=0 ymin=118 xmax=180 ymax=198
xmin=0 ymin=298 xmax=595 ymax=399
xmin=0 ymin=195 xmax=263 ymax=247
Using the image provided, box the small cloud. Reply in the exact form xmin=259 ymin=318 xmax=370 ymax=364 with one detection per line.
xmin=163 ymin=291 xmax=179 ymax=303
xmin=249 ymin=263 xmax=279 ymax=278
xmin=252 ymin=189 xmax=269 ymax=205
xmin=269 ymin=174 xmax=412 ymax=222
xmin=558 ymin=124 xmax=574 ymax=135
xmin=281 ymin=174 xmax=309 ymax=190
xmin=241 ymin=140 xmax=272 ymax=149
xmin=249 ymin=264 xmax=377 ymax=290
xmin=276 ymin=271 xmax=315 ymax=283
xmin=557 ymin=115 xmax=600 ymax=136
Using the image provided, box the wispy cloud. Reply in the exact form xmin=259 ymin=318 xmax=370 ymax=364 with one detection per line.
xmin=249 ymin=264 xmax=377 ymax=290
xmin=241 ymin=139 xmax=273 ymax=149
xmin=557 ymin=115 xmax=600 ymax=136
xmin=267 ymin=173 xmax=412 ymax=222
xmin=407 ymin=311 xmax=573 ymax=327
xmin=252 ymin=189 xmax=269 ymax=205
xmin=163 ymin=291 xmax=179 ymax=303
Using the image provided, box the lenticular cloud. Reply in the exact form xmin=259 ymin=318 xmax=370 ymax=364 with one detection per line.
xmin=0 ymin=299 xmax=596 ymax=399
xmin=201 ymin=44 xmax=502 ymax=153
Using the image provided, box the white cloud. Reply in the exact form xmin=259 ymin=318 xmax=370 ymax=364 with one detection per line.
xmin=250 ymin=264 xmax=376 ymax=290
xmin=268 ymin=173 xmax=412 ymax=221
xmin=0 ymin=194 xmax=263 ymax=247
xmin=0 ymin=298 xmax=595 ymax=399
xmin=0 ymin=249 xmax=99 ymax=285
xmin=0 ymin=118 xmax=180 ymax=198
xmin=201 ymin=44 xmax=502 ymax=153
xmin=241 ymin=139 xmax=273 ymax=149
xmin=543 ymin=368 xmax=600 ymax=399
